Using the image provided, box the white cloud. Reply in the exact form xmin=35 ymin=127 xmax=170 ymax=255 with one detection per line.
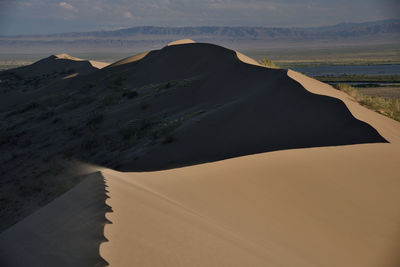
xmin=123 ymin=11 xmax=133 ymax=19
xmin=59 ymin=2 xmax=74 ymax=11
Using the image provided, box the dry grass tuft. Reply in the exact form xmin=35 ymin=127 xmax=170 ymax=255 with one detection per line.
xmin=259 ymin=58 xmax=279 ymax=69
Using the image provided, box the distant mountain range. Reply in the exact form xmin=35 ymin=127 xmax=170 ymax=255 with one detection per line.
xmin=1 ymin=19 xmax=399 ymax=52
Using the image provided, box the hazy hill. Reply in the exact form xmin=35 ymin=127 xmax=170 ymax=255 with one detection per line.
xmin=0 ymin=19 xmax=398 ymax=52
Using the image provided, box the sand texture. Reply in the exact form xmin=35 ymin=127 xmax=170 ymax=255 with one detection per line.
xmin=101 ymin=142 xmax=400 ymax=267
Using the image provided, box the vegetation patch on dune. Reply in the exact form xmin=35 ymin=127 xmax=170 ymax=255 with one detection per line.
xmin=335 ymin=83 xmax=400 ymax=121
xmin=259 ymin=58 xmax=279 ymax=68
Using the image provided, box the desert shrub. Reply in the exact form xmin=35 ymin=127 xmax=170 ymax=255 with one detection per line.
xmin=119 ymin=126 xmax=137 ymax=140
xmin=38 ymin=110 xmax=55 ymax=120
xmin=0 ymin=131 xmax=10 ymax=146
xmin=52 ymin=117 xmax=62 ymax=124
xmin=164 ymin=80 xmax=178 ymax=89
xmin=81 ymin=136 xmax=99 ymax=150
xmin=19 ymin=102 xmax=39 ymax=113
xmin=335 ymin=83 xmax=400 ymax=122
xmin=162 ymin=135 xmax=175 ymax=144
xmin=259 ymin=58 xmax=279 ymax=68
xmin=151 ymin=119 xmax=182 ymax=139
xmin=190 ymin=110 xmax=205 ymax=117
xmin=100 ymin=95 xmax=119 ymax=107
xmin=113 ymin=77 xmax=125 ymax=86
xmin=86 ymin=111 xmax=105 ymax=129
xmin=139 ymin=119 xmax=153 ymax=131
xmin=122 ymin=90 xmax=139 ymax=99
xmin=79 ymin=83 xmax=96 ymax=93
xmin=140 ymin=102 xmax=150 ymax=110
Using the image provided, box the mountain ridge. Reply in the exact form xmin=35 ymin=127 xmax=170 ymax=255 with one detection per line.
xmin=1 ymin=19 xmax=398 ymax=50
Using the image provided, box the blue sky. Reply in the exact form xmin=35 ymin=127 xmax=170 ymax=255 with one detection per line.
xmin=0 ymin=0 xmax=399 ymax=35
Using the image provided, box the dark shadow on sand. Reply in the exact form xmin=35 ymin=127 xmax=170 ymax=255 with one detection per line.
xmin=0 ymin=171 xmax=112 ymax=267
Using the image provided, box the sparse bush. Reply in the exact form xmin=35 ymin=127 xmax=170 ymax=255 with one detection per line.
xmin=122 ymin=90 xmax=139 ymax=99
xmin=151 ymin=119 xmax=181 ymax=139
xmin=19 ymin=102 xmax=39 ymax=113
xmin=119 ymin=126 xmax=137 ymax=140
xmin=79 ymin=83 xmax=96 ymax=93
xmin=52 ymin=117 xmax=62 ymax=124
xmin=335 ymin=83 xmax=400 ymax=122
xmin=162 ymin=135 xmax=175 ymax=144
xmin=81 ymin=136 xmax=99 ymax=150
xmin=140 ymin=102 xmax=150 ymax=110
xmin=0 ymin=131 xmax=10 ymax=146
xmin=259 ymin=58 xmax=279 ymax=69
xmin=86 ymin=111 xmax=105 ymax=129
xmin=100 ymin=95 xmax=119 ymax=107
xmin=190 ymin=110 xmax=205 ymax=117
xmin=113 ymin=77 xmax=125 ymax=86
xmin=164 ymin=81 xmax=178 ymax=88
xmin=139 ymin=119 xmax=152 ymax=131
xmin=38 ymin=110 xmax=55 ymax=120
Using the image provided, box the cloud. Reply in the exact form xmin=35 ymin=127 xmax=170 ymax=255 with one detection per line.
xmin=1 ymin=0 xmax=397 ymax=35
xmin=123 ymin=11 xmax=133 ymax=19
xmin=59 ymin=2 xmax=74 ymax=11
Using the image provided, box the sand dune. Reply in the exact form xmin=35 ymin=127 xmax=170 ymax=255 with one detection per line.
xmin=99 ymin=51 xmax=400 ymax=265
xmin=97 ymin=42 xmax=386 ymax=171
xmin=4 ymin=54 xmax=106 ymax=79
xmin=54 ymin=53 xmax=109 ymax=69
xmin=1 ymin=40 xmax=399 ymax=266
xmin=100 ymin=142 xmax=400 ymax=267
xmin=107 ymin=51 xmax=150 ymax=68
xmin=98 ymin=41 xmax=400 ymax=266
xmin=168 ymin=39 xmax=196 ymax=46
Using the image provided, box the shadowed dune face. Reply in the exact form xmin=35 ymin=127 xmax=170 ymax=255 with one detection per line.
xmin=0 ymin=171 xmax=111 ymax=267
xmin=98 ymin=43 xmax=386 ymax=170
xmin=0 ymin=54 xmax=102 ymax=96
xmin=8 ymin=55 xmax=99 ymax=77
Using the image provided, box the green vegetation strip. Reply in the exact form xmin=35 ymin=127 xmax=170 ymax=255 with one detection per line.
xmin=314 ymin=75 xmax=400 ymax=83
xmin=335 ymin=84 xmax=400 ymax=122
xmin=277 ymin=61 xmax=400 ymax=68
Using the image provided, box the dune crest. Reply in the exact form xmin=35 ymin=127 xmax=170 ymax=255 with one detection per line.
xmin=54 ymin=53 xmax=109 ymax=69
xmin=235 ymin=51 xmax=263 ymax=67
xmin=108 ymin=51 xmax=150 ymax=68
xmin=168 ymin=39 xmax=196 ymax=46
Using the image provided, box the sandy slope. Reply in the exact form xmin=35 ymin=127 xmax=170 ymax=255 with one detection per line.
xmin=0 ymin=172 xmax=109 ymax=267
xmin=101 ymin=142 xmax=400 ymax=267
xmin=99 ymin=43 xmax=400 ymax=266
